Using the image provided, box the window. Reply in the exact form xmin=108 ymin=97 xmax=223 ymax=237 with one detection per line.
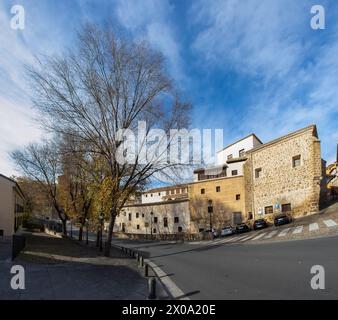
xmin=154 ymin=217 xmax=158 ymax=223
xmin=145 ymin=194 xmax=148 ymax=197
xmin=164 ymin=218 xmax=168 ymax=228
xmin=239 ymin=149 xmax=245 ymax=157
xmin=174 ymin=217 xmax=179 ymax=223
xmin=137 ymin=225 xmax=140 ymax=230
xmin=142 ymin=213 xmax=145 ymax=218
xmin=128 ymin=213 xmax=132 ymax=221
xmin=232 ymin=170 xmax=238 ymax=176
xmin=178 ymin=226 xmax=183 ymax=232
xmin=227 ymin=154 xmax=233 ymax=161
xmin=158 ymin=192 xmax=161 ymax=196
xmin=201 ymin=188 xmax=205 ymax=194
xmin=171 ymin=190 xmax=175 ymax=195
xmin=236 ymin=194 xmax=240 ymax=200
xmin=153 ymin=228 xmax=157 ymax=234
xmin=248 ymin=212 xmax=253 ymax=220
xmin=216 ymin=186 xmax=221 ymax=192
xmin=145 ymin=222 xmax=149 ymax=228
xmin=136 ymin=212 xmax=139 ymax=218
xmin=150 ymin=193 xmax=153 ymax=197
xmin=282 ymin=203 xmax=292 ymax=212
xmin=265 ymin=206 xmax=273 ymax=215
xmin=255 ymin=168 xmax=262 ymax=178
xmin=292 ymin=155 xmax=301 ymax=168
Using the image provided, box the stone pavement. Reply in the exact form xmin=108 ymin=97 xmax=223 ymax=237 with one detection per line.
xmin=0 ymin=232 xmax=147 ymax=300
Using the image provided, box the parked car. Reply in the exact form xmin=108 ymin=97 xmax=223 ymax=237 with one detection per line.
xmin=236 ymin=223 xmax=251 ymax=234
xmin=274 ymin=213 xmax=292 ymax=226
xmin=221 ymin=225 xmax=235 ymax=237
xmin=253 ymin=219 xmax=267 ymax=230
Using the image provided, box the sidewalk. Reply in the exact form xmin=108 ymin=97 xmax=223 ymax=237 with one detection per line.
xmin=0 ymin=232 xmax=147 ymax=300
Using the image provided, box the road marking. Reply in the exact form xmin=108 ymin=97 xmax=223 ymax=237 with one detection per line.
xmin=278 ymin=228 xmax=291 ymax=237
xmin=292 ymin=226 xmax=303 ymax=234
xmin=219 ymin=237 xmax=236 ymax=243
xmin=239 ymin=235 xmax=255 ymax=242
xmin=228 ymin=235 xmax=247 ymax=242
xmin=323 ymin=219 xmax=337 ymax=227
xmin=264 ymin=230 xmax=278 ymax=239
xmin=252 ymin=232 xmax=267 ymax=240
xmin=309 ymin=223 xmax=319 ymax=232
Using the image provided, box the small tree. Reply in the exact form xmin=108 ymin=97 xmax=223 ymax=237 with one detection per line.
xmin=11 ymin=141 xmax=69 ymax=234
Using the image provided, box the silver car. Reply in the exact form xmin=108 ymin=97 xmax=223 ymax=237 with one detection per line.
xmin=221 ymin=226 xmax=235 ymax=237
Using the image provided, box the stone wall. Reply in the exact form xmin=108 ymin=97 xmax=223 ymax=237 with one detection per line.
xmin=244 ymin=125 xmax=324 ymax=221
xmin=116 ymin=199 xmax=190 ymax=236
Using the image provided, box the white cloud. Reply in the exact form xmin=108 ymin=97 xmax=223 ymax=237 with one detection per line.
xmin=191 ymin=0 xmax=308 ymax=79
xmin=115 ymin=0 xmax=186 ymax=83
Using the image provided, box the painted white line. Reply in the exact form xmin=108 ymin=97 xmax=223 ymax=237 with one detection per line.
xmin=264 ymin=230 xmax=278 ymax=239
xmin=278 ymin=228 xmax=291 ymax=237
xmin=292 ymin=226 xmax=303 ymax=234
xmin=323 ymin=219 xmax=337 ymax=227
xmin=252 ymin=232 xmax=267 ymax=240
xmin=239 ymin=235 xmax=255 ymax=242
xmin=219 ymin=237 xmax=236 ymax=243
xmin=309 ymin=223 xmax=319 ymax=232
xmin=228 ymin=235 xmax=247 ymax=243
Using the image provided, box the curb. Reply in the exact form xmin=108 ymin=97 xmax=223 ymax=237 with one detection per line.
xmin=111 ymin=243 xmax=189 ymax=300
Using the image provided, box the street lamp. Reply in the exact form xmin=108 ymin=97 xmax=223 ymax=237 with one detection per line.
xmin=150 ymin=211 xmax=154 ymax=239
xmin=85 ymin=218 xmax=89 ymax=245
xmin=99 ymin=213 xmax=104 ymax=252
xmin=208 ymin=200 xmax=213 ymax=231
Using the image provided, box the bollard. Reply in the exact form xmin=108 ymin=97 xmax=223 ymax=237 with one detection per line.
xmin=144 ymin=263 xmax=149 ymax=277
xmin=137 ymin=253 xmax=140 ymax=261
xmin=148 ymin=277 xmax=157 ymax=300
xmin=139 ymin=255 xmax=144 ymax=267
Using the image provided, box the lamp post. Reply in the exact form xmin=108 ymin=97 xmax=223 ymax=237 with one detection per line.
xmin=70 ymin=219 xmax=73 ymax=238
xmin=208 ymin=200 xmax=213 ymax=231
xmin=150 ymin=211 xmax=154 ymax=240
xmin=85 ymin=218 xmax=89 ymax=245
xmin=99 ymin=213 xmax=104 ymax=252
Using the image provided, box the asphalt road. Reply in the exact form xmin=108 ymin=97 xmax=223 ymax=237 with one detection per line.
xmin=111 ymin=235 xmax=338 ymax=299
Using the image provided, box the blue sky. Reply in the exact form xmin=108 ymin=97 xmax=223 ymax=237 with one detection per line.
xmin=1 ymin=0 xmax=338 ymax=177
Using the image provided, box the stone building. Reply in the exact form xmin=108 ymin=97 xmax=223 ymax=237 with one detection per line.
xmin=243 ymin=125 xmax=327 ymax=222
xmin=115 ymin=185 xmax=190 ymax=238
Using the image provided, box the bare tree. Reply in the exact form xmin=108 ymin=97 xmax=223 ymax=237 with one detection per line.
xmin=11 ymin=141 xmax=69 ymax=234
xmin=26 ymin=24 xmax=191 ymax=256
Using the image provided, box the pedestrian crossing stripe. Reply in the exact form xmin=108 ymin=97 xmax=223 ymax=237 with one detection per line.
xmin=265 ymin=230 xmax=278 ymax=239
xmin=292 ymin=226 xmax=303 ymax=234
xmin=323 ymin=219 xmax=337 ymax=227
xmin=239 ymin=235 xmax=255 ymax=242
xmin=278 ymin=228 xmax=290 ymax=237
xmin=309 ymin=223 xmax=319 ymax=232
xmin=252 ymin=232 xmax=267 ymax=240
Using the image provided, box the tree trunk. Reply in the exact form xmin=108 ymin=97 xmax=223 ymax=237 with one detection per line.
xmin=62 ymin=219 xmax=67 ymax=236
xmin=104 ymin=209 xmax=116 ymax=257
xmin=78 ymin=225 xmax=83 ymax=241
